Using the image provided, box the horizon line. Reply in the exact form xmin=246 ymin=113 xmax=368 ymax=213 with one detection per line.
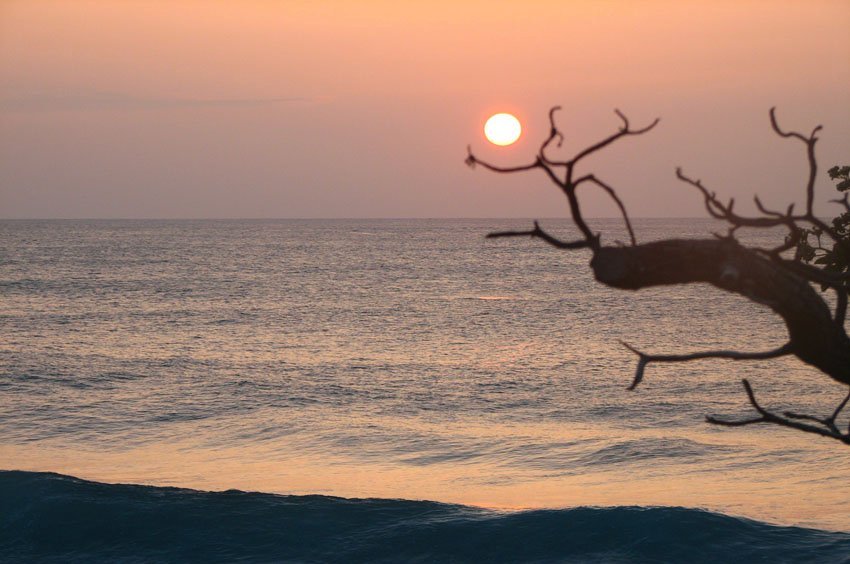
xmin=0 ymin=215 xmax=724 ymax=221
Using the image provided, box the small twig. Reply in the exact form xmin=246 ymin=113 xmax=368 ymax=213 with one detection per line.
xmin=784 ymin=388 xmax=850 ymax=433
xmin=569 ymin=110 xmax=659 ymax=169
xmin=486 ymin=220 xmax=591 ymax=250
xmin=707 ymin=380 xmax=850 ymax=444
xmin=832 ymin=388 xmax=850 ymax=423
xmin=753 ymin=195 xmax=785 ymax=218
xmin=831 ymin=194 xmax=850 ymax=213
xmin=676 ymin=168 xmax=791 ymax=229
xmin=539 ymin=106 xmax=567 ymax=167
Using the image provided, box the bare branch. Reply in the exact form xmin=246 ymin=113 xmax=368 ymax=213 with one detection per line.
xmin=540 ymin=106 xmax=568 ymax=167
xmin=621 ymin=342 xmax=792 ymax=391
xmin=467 ymin=108 xmax=658 ymax=251
xmin=563 ymin=185 xmax=599 ymax=248
xmin=707 ymin=380 xmax=850 ymax=444
xmin=677 ymin=110 xmax=850 ymax=268
xmin=576 ymin=175 xmax=637 ymax=246
xmin=676 ymin=166 xmax=845 ymax=266
xmin=487 ymin=220 xmax=591 ymax=250
xmin=769 ymin=107 xmax=811 ymax=142
xmin=676 ymin=168 xmax=791 ymax=229
xmin=832 ymin=389 xmax=850 ymax=423
xmin=466 ymin=148 xmax=567 ymax=196
xmin=569 ymin=110 xmax=660 ymax=169
xmin=769 ymin=107 xmax=822 ymax=216
xmin=784 ymin=389 xmax=850 ymax=435
xmin=614 ymin=109 xmax=659 ymax=135
xmin=466 ymin=145 xmax=542 ymax=175
xmin=754 ymin=195 xmax=784 ymax=218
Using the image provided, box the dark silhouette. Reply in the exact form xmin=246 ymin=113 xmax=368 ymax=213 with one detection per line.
xmin=797 ymin=165 xmax=850 ymax=280
xmin=466 ymin=107 xmax=850 ymax=444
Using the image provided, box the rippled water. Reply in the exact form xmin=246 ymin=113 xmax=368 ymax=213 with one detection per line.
xmin=1 ymin=219 xmax=849 ymax=534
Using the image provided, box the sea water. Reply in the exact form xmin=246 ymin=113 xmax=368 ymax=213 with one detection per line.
xmin=2 ymin=218 xmax=849 ymax=561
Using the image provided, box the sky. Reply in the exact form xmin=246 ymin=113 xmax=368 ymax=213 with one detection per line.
xmin=1 ymin=0 xmax=848 ymax=219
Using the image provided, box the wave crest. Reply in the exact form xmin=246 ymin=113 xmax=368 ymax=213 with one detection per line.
xmin=2 ymin=471 xmax=848 ymax=563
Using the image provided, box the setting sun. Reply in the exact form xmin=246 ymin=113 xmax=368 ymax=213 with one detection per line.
xmin=484 ymin=113 xmax=522 ymax=146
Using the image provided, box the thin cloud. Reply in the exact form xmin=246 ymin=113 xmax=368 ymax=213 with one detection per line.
xmin=0 ymin=90 xmax=316 ymax=112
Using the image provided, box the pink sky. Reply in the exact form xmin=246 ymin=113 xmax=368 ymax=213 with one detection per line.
xmin=1 ymin=0 xmax=848 ymax=218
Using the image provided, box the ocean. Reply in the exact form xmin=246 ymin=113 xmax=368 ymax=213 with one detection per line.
xmin=2 ymin=218 xmax=849 ymax=562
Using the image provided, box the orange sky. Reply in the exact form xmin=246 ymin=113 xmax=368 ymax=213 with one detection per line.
xmin=1 ymin=0 xmax=849 ymax=218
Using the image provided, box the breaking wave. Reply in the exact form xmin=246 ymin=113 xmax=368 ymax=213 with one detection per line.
xmin=2 ymin=471 xmax=849 ymax=563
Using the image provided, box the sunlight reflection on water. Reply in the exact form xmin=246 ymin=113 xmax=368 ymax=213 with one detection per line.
xmin=1 ymin=218 xmax=848 ymax=531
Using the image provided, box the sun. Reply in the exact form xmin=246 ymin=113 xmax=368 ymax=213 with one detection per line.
xmin=484 ymin=113 xmax=522 ymax=146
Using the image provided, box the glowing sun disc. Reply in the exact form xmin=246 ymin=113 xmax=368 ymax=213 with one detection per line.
xmin=484 ymin=113 xmax=522 ymax=146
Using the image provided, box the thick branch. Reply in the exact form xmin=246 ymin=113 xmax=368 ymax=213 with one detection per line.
xmin=775 ymin=258 xmax=850 ymax=287
xmin=591 ymin=239 xmax=850 ymax=387
xmin=563 ymin=185 xmax=598 ymax=248
xmin=621 ymin=342 xmax=792 ymax=390
xmin=836 ymin=290 xmax=848 ymax=326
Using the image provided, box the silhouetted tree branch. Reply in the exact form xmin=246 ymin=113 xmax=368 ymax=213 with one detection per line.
xmin=706 ymin=380 xmax=850 ymax=445
xmin=467 ymin=107 xmax=850 ymax=444
xmin=620 ymin=342 xmax=793 ymax=391
xmin=486 ymin=220 xmax=591 ymax=250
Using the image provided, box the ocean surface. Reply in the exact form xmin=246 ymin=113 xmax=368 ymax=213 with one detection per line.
xmin=2 ymin=218 xmax=850 ymax=562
